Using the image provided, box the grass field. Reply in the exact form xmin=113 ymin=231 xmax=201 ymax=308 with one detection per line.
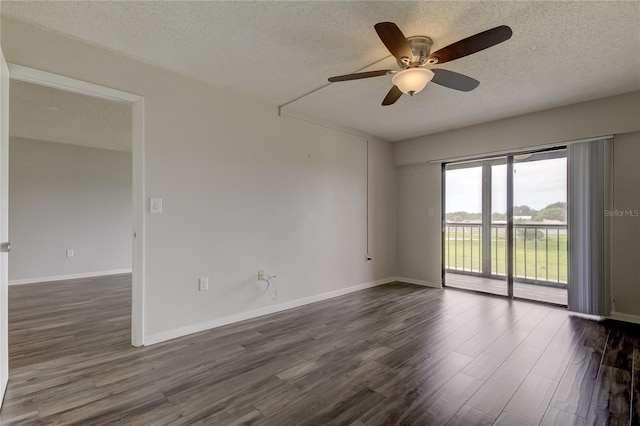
xmin=444 ymin=229 xmax=568 ymax=283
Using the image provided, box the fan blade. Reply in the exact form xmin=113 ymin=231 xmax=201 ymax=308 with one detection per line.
xmin=431 ymin=69 xmax=480 ymax=92
xmin=374 ymin=22 xmax=413 ymax=64
xmin=428 ymin=25 xmax=512 ymax=64
xmin=328 ymin=70 xmax=394 ymax=82
xmin=382 ymin=85 xmax=403 ymax=106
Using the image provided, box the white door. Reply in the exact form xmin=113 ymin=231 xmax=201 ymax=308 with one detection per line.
xmin=0 ymin=47 xmax=10 ymax=405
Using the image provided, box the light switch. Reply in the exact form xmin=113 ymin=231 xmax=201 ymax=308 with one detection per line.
xmin=428 ymin=207 xmax=435 ymax=217
xmin=150 ymin=198 xmax=163 ymax=214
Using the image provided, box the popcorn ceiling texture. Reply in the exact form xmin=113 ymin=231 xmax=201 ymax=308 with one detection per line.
xmin=2 ymin=1 xmax=639 ymax=141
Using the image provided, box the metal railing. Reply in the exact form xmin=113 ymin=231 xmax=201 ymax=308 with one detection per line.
xmin=445 ymin=223 xmax=483 ymax=274
xmin=445 ymin=222 xmax=567 ymax=286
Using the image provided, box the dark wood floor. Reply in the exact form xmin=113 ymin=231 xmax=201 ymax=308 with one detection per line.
xmin=1 ymin=275 xmax=639 ymax=425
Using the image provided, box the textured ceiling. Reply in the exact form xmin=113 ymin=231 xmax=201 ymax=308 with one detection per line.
xmin=3 ymin=1 xmax=639 ymax=141
xmin=10 ymin=80 xmax=132 ymax=152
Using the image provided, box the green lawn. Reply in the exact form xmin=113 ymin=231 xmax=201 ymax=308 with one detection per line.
xmin=444 ymin=229 xmax=567 ymax=283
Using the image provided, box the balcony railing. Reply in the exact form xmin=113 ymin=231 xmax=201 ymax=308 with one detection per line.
xmin=444 ymin=222 xmax=567 ymax=286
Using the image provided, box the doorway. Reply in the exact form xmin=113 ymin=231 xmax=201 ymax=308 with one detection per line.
xmin=5 ymin=65 xmax=145 ymax=345
xmin=443 ymin=148 xmax=568 ymax=306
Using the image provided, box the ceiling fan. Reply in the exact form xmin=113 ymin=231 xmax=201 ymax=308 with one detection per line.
xmin=328 ymin=22 xmax=512 ymax=106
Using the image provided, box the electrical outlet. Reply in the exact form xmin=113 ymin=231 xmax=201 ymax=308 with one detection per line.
xmin=199 ymin=277 xmax=209 ymax=291
xmin=66 ymin=249 xmax=74 ymax=258
xmin=258 ymin=270 xmax=264 ymax=281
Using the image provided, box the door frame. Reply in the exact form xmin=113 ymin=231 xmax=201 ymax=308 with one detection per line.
xmin=1 ymin=49 xmax=9 ymax=406
xmin=442 ymin=147 xmax=568 ymax=303
xmin=442 ymin=158 xmax=510 ymax=292
xmin=7 ymin=64 xmax=146 ymax=347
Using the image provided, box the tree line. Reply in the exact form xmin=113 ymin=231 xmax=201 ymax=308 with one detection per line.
xmin=446 ymin=202 xmax=566 ymax=222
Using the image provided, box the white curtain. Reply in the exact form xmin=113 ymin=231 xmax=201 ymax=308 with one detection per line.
xmin=567 ymin=139 xmax=612 ymax=315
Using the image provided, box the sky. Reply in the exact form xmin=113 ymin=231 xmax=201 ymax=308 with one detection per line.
xmin=446 ymin=158 xmax=567 ymax=213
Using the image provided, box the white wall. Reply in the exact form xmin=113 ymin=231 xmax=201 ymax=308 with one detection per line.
xmin=396 ymin=162 xmax=442 ymax=287
xmin=8 ymin=138 xmax=132 ymax=282
xmin=610 ymin=132 xmax=640 ymax=319
xmin=394 ymin=92 xmax=640 ymax=166
xmin=0 ymin=19 xmax=396 ymax=342
xmin=394 ymin=94 xmax=640 ymax=317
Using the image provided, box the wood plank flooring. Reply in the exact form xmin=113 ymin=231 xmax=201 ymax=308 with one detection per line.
xmin=1 ymin=275 xmax=639 ymax=425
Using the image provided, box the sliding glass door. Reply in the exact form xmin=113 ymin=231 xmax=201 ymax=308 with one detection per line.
xmin=512 ymin=150 xmax=567 ymax=304
xmin=444 ymin=158 xmax=508 ymax=297
xmin=443 ymin=149 xmax=568 ymax=306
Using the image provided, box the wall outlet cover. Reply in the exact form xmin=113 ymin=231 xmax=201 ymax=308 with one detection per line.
xmin=199 ymin=277 xmax=209 ymax=291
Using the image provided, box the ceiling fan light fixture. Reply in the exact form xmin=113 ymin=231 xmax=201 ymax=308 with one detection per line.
xmin=392 ymin=68 xmax=434 ymax=95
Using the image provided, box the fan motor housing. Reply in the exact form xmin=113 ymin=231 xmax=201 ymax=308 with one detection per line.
xmin=398 ymin=36 xmax=434 ymax=68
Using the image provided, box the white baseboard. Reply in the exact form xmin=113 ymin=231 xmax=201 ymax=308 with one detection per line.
xmin=394 ymin=277 xmax=442 ymax=289
xmin=9 ymin=269 xmax=132 ymax=286
xmin=144 ymin=277 xmax=397 ymax=346
xmin=608 ymin=311 xmax=640 ymax=325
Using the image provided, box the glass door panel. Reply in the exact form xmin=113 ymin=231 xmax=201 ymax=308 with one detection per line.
xmin=444 ymin=160 xmax=507 ymax=296
xmin=444 ymin=164 xmax=482 ymax=275
xmin=491 ymin=162 xmax=507 ymax=279
xmin=512 ymin=150 xmax=568 ymax=305
xmin=488 ymin=160 xmax=508 ymax=296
